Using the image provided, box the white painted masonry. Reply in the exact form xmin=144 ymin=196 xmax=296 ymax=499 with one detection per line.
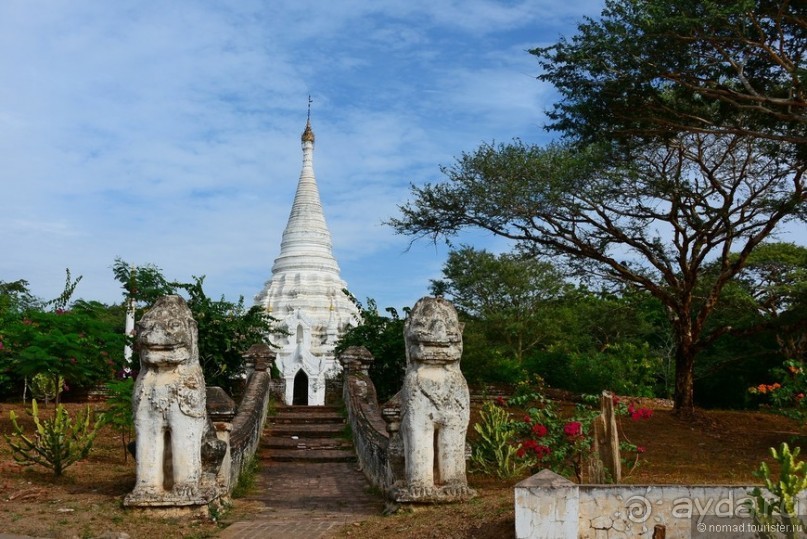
xmin=255 ymin=119 xmax=358 ymax=406
xmin=515 ymin=470 xmax=807 ymax=539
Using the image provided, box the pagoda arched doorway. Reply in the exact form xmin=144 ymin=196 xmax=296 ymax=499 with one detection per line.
xmin=293 ymin=369 xmax=309 ymax=405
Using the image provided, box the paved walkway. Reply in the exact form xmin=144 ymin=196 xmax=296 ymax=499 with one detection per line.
xmin=219 ymin=461 xmax=382 ymax=539
xmin=218 ymin=406 xmax=384 ymax=539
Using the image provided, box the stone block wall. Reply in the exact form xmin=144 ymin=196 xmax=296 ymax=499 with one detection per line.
xmin=225 ymin=370 xmax=272 ymax=494
xmin=340 ymin=347 xmax=399 ymax=494
xmin=515 ymin=470 xmax=807 ymax=538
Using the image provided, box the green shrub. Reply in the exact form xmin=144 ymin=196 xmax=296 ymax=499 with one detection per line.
xmin=104 ymin=377 xmax=134 ymax=461
xmin=470 ymin=400 xmax=530 ymax=479
xmin=748 ymin=443 xmax=807 ymax=539
xmin=526 ymin=343 xmax=660 ymax=397
xmin=4 ymin=400 xmax=105 ymax=476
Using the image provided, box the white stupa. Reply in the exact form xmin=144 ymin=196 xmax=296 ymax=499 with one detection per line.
xmin=255 ymin=115 xmax=359 ymax=405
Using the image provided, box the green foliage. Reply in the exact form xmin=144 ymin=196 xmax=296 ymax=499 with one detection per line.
xmin=460 ymin=337 xmax=525 ymax=386
xmin=532 ymin=0 xmax=806 ymax=151
xmin=527 ymin=343 xmax=661 ymax=398
xmin=1 ymin=297 xmax=125 ymax=402
xmin=507 ymin=388 xmax=601 ymax=482
xmin=432 ymin=247 xmax=567 ymax=363
xmin=472 ymin=383 xmax=652 ymax=483
xmin=750 ymin=359 xmax=807 ymax=421
xmin=104 ymin=377 xmax=135 ymax=461
xmin=4 ymin=400 xmax=105 ymax=477
xmin=112 ymin=261 xmax=275 ymax=396
xmin=335 ymin=295 xmax=405 ymax=402
xmin=29 ymin=373 xmax=63 ymax=405
xmin=470 ymin=400 xmax=531 ymax=480
xmin=112 ymin=258 xmax=175 ymax=307
xmin=175 ymin=276 xmax=273 ymax=395
xmin=748 ymin=443 xmax=807 ymax=539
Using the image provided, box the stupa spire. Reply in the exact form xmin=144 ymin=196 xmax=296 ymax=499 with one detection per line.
xmin=254 ymin=105 xmax=359 ymax=406
xmin=271 ymin=107 xmax=339 ymax=276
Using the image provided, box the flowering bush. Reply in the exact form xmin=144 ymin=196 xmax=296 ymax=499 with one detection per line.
xmin=471 ymin=382 xmax=655 ymax=482
xmin=607 ymin=393 xmax=653 ymax=475
xmin=749 ymin=359 xmax=807 ymax=421
xmin=506 ymin=390 xmax=600 ymax=482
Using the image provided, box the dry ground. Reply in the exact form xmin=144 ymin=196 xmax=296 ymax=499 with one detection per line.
xmin=0 ymin=399 xmax=805 ymax=539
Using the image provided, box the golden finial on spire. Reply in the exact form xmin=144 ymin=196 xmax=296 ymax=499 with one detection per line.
xmin=302 ymin=95 xmax=315 ymax=143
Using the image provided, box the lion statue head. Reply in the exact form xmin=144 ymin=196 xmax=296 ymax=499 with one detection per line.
xmin=404 ymin=297 xmax=464 ymax=365
xmin=136 ymin=295 xmax=198 ymax=367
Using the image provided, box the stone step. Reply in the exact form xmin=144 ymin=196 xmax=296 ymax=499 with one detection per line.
xmin=271 ymin=411 xmax=344 ymax=424
xmin=262 ymin=448 xmax=357 ymax=463
xmin=266 ymin=422 xmax=346 ymax=438
xmin=275 ymin=405 xmax=343 ymax=414
xmin=263 ymin=436 xmax=352 ymax=450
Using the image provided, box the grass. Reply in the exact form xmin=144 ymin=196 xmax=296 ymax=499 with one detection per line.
xmin=231 ymin=455 xmax=260 ymax=499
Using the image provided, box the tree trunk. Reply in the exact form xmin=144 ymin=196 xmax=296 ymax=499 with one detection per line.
xmin=673 ymin=345 xmax=695 ymax=419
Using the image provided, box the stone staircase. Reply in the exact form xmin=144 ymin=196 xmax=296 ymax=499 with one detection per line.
xmin=262 ymin=405 xmax=356 ymax=463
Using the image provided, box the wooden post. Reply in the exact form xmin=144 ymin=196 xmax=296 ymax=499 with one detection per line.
xmin=592 ymin=391 xmax=621 ymax=483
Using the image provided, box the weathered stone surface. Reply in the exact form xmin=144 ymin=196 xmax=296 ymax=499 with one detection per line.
xmin=591 ymin=515 xmax=613 ymax=529
xmin=515 ymin=470 xmax=579 ymax=539
xmin=206 ymin=386 xmax=236 ymax=423
xmin=393 ymin=297 xmax=476 ymax=503
xmin=516 ymin=476 xmax=807 ymax=538
xmin=242 ymin=343 xmax=275 ymax=373
xmin=340 ymin=346 xmax=396 ymax=492
xmin=124 ymin=295 xmax=212 ymax=508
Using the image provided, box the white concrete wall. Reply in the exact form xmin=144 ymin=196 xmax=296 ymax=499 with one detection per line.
xmin=515 ymin=470 xmax=807 ymax=539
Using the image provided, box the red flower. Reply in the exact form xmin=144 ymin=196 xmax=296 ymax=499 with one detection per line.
xmin=531 ymin=423 xmax=548 ymax=437
xmin=630 ymin=407 xmax=653 ymax=421
xmin=516 ymin=447 xmax=526 ymax=458
xmin=523 ymin=415 xmax=532 ymax=424
xmin=563 ymin=421 xmax=582 ymax=438
xmin=637 ymin=446 xmax=646 ymax=454
xmin=534 ymin=444 xmax=551 ymax=459
xmin=495 ymin=396 xmax=507 ymax=407
xmin=521 ymin=439 xmax=538 ymax=450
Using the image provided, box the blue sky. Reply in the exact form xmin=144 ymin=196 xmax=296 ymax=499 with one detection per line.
xmin=2 ymin=0 xmax=620 ymax=310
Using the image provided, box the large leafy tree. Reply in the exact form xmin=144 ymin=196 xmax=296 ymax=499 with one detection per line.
xmin=175 ymin=276 xmax=273 ymax=394
xmin=533 ymin=0 xmax=806 ymax=151
xmin=390 ymin=132 xmax=804 ymax=418
xmin=431 ymin=247 xmax=567 ymax=362
xmin=335 ymin=297 xmax=406 ymax=402
xmin=0 ymin=273 xmax=125 ymax=402
xmin=112 ymin=260 xmax=274 ymax=395
xmin=730 ymin=242 xmax=807 ymax=359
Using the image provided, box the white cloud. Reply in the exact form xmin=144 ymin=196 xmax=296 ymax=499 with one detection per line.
xmin=0 ymin=0 xmax=618 ymax=310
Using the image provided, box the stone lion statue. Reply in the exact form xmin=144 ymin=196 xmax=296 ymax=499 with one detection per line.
xmin=397 ymin=296 xmax=476 ymax=502
xmin=125 ymin=295 xmax=207 ymax=505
